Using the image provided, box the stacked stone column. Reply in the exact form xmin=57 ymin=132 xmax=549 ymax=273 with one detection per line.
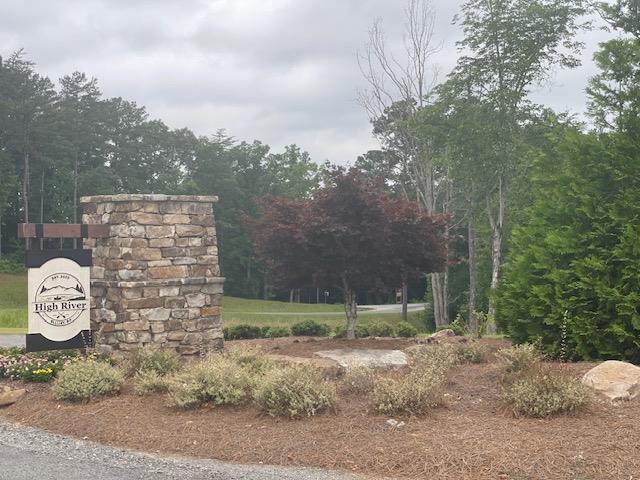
xmin=81 ymin=194 xmax=224 ymax=355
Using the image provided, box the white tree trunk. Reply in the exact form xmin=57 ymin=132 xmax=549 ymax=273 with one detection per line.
xmin=468 ymin=213 xmax=477 ymax=334
xmin=344 ymin=289 xmax=358 ymax=340
xmin=486 ymin=175 xmax=507 ymax=333
xmin=401 ymin=278 xmax=408 ymax=321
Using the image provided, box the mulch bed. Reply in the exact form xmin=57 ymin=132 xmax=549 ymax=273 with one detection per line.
xmin=1 ymin=338 xmax=639 ymax=479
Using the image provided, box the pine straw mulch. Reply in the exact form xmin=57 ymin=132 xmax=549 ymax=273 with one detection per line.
xmin=1 ymin=338 xmax=639 ymax=480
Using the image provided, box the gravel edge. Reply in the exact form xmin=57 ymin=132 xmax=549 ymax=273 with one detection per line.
xmin=0 ymin=418 xmax=375 ymax=480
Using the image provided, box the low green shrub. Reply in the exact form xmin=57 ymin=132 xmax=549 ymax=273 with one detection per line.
xmin=496 ymin=344 xmax=544 ymax=373
xmin=367 ymin=321 xmax=395 ymax=337
xmin=226 ymin=346 xmax=273 ymax=376
xmin=122 ymin=348 xmax=180 ymax=377
xmin=333 ymin=324 xmax=370 ymax=338
xmin=253 ymin=364 xmax=336 ymax=418
xmin=261 ymin=326 xmax=291 ymax=338
xmin=291 ymin=319 xmax=330 ymax=337
xmin=133 ymin=370 xmax=170 ymax=395
xmin=453 ymin=342 xmax=488 ymax=364
xmin=409 ymin=344 xmax=459 ymax=371
xmin=341 ymin=365 xmax=376 ymax=395
xmin=502 ymin=365 xmax=591 ymax=417
xmin=53 ymin=360 xmax=124 ymax=401
xmin=441 ymin=314 xmax=468 ymax=336
xmin=0 ymin=257 xmax=25 ymax=273
xmin=395 ymin=321 xmax=418 ymax=338
xmin=371 ymin=366 xmax=447 ymax=415
xmin=472 ymin=311 xmax=493 ymax=338
xmin=223 ymin=324 xmax=263 ymax=340
xmin=167 ymin=354 xmax=252 ymax=408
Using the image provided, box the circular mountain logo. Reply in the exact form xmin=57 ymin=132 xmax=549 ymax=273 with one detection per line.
xmin=33 ymin=273 xmax=88 ymax=326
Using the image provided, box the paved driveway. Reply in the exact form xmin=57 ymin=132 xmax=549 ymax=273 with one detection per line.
xmin=0 ymin=335 xmax=23 ymax=349
xmin=0 ymin=420 xmax=368 ymax=480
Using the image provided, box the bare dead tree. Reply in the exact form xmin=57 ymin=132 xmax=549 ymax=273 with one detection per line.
xmin=357 ymin=0 xmax=450 ymax=327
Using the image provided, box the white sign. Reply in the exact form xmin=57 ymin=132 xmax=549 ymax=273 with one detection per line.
xmin=28 ymin=257 xmax=90 ymax=342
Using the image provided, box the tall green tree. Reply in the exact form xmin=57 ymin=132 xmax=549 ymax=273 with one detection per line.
xmin=452 ymin=0 xmax=588 ymax=328
xmin=497 ymin=4 xmax=640 ymax=360
xmin=0 ymin=50 xmax=57 ymax=225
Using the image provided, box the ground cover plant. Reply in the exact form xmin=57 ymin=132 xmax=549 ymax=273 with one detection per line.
xmin=52 ymin=359 xmax=124 ymax=401
xmin=0 ymin=347 xmax=80 ymax=382
xmin=501 ymin=365 xmax=592 ymax=418
xmin=340 ymin=365 xmax=376 ymax=395
xmin=496 ymin=344 xmax=591 ymax=417
xmin=290 ymin=319 xmax=330 ymax=336
xmin=1 ymin=338 xmax=628 ymax=479
xmin=253 ymin=364 xmax=336 ymax=418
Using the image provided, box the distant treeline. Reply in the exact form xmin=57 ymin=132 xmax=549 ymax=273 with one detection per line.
xmin=0 ymin=50 xmax=322 ymax=298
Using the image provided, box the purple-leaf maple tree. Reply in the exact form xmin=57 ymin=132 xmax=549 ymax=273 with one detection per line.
xmin=252 ymin=168 xmax=447 ymax=339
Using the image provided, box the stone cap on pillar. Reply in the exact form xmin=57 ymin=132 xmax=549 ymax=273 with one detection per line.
xmin=80 ymin=194 xmax=218 ymax=204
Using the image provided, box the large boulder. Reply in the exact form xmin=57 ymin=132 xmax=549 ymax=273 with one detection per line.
xmin=582 ymin=360 xmax=640 ymax=402
xmin=266 ymin=354 xmax=343 ymax=378
xmin=0 ymin=386 xmax=26 ymax=407
xmin=314 ymin=349 xmax=408 ymax=369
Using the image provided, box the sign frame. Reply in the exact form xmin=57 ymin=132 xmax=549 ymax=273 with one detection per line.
xmin=19 ymin=223 xmax=109 ymax=352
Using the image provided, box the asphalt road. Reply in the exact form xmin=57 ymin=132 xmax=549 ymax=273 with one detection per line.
xmin=0 ymin=420 xmax=368 ymax=480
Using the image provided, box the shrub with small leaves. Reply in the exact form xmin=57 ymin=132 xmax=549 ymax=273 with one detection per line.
xmin=261 ymin=326 xmax=291 ymax=338
xmin=223 ymin=324 xmax=263 ymax=340
xmin=122 ymin=348 xmax=180 ymax=377
xmin=496 ymin=344 xmax=544 ymax=374
xmin=167 ymin=354 xmax=252 ymax=408
xmin=53 ymin=360 xmax=124 ymax=401
xmin=367 ymin=321 xmax=395 ymax=337
xmin=395 ymin=321 xmax=418 ymax=337
xmin=253 ymin=364 xmax=336 ymax=418
xmin=409 ymin=344 xmax=459 ymax=371
xmin=453 ymin=342 xmax=488 ymax=364
xmin=502 ymin=365 xmax=591 ymax=417
xmin=333 ymin=324 xmax=370 ymax=338
xmin=341 ymin=365 xmax=376 ymax=395
xmin=133 ymin=370 xmax=170 ymax=396
xmin=291 ymin=320 xmax=330 ymax=337
xmin=371 ymin=367 xmax=447 ymax=415
xmin=226 ymin=346 xmax=274 ymax=376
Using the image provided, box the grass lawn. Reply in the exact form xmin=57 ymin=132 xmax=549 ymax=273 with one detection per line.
xmin=0 ymin=273 xmax=28 ymax=333
xmin=0 ymin=272 xmax=427 ymax=333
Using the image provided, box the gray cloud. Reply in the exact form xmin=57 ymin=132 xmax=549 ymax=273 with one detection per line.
xmin=0 ymin=0 xmax=609 ymax=165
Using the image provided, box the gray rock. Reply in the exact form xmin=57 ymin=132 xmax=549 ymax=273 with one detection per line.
xmin=582 ymin=360 xmax=640 ymax=402
xmin=314 ymin=349 xmax=408 ymax=369
xmin=429 ymin=329 xmax=456 ymax=339
xmin=0 ymin=388 xmax=26 ymax=407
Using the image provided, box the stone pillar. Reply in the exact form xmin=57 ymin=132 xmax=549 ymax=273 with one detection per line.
xmin=80 ymin=194 xmax=224 ymax=355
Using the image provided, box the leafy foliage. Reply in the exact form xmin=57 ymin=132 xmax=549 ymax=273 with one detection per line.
xmin=366 ymin=321 xmax=395 ymax=337
xmin=166 ymin=354 xmax=253 ymax=408
xmin=502 ymin=365 xmax=591 ymax=417
xmin=223 ymin=324 xmax=263 ymax=340
xmin=394 ymin=321 xmax=418 ymax=337
xmin=133 ymin=370 xmax=170 ymax=396
xmin=495 ymin=344 xmax=544 ymax=374
xmin=121 ymin=348 xmax=179 ymax=377
xmin=340 ymin=365 xmax=377 ymax=395
xmin=253 ymin=168 xmax=447 ymax=338
xmin=253 ymin=364 xmax=336 ymax=419
xmin=53 ymin=360 xmax=124 ymax=401
xmin=290 ymin=320 xmax=330 ymax=337
xmin=496 ymin=131 xmax=640 ymax=361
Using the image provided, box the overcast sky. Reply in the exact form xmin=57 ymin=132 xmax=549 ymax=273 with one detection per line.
xmin=1 ymin=0 xmax=610 ymax=165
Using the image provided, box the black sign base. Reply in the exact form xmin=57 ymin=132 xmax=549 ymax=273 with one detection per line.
xmin=26 ymin=330 xmax=93 ymax=353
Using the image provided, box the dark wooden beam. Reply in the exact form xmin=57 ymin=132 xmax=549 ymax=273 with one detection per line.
xmin=18 ymin=223 xmax=110 ymax=239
